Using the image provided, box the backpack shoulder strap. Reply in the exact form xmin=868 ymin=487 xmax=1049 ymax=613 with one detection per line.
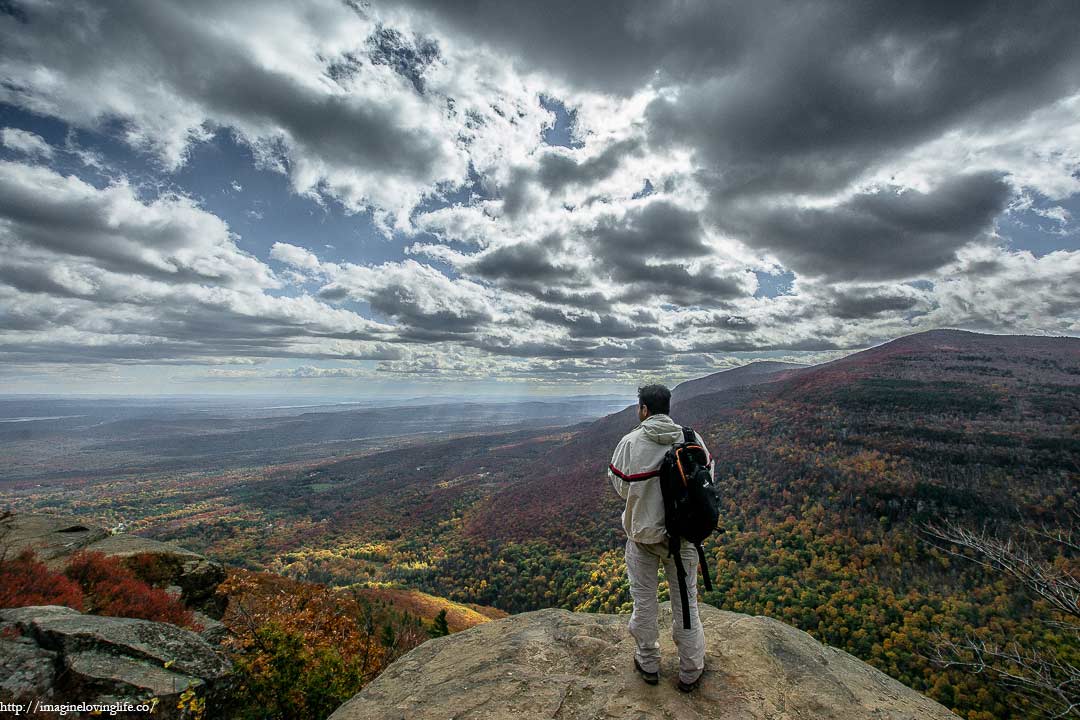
xmin=682 ymin=426 xmax=695 ymax=444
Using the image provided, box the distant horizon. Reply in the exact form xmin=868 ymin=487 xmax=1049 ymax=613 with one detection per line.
xmin=4 ymin=326 xmax=1077 ymax=397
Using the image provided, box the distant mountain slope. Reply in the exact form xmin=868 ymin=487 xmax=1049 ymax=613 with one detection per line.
xmin=461 ymin=360 xmax=810 ymax=547
xmin=671 ymin=360 xmax=807 ymax=404
xmin=465 ymin=329 xmax=1078 ymax=549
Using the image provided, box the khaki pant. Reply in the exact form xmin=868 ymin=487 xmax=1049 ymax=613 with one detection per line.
xmin=625 ymin=537 xmax=706 ymax=684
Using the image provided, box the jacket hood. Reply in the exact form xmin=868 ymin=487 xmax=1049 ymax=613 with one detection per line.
xmin=640 ymin=413 xmax=682 ymax=445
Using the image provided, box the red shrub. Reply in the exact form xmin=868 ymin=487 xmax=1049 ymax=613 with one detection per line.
xmin=65 ymin=551 xmax=200 ymax=630
xmin=0 ymin=548 xmax=85 ymax=611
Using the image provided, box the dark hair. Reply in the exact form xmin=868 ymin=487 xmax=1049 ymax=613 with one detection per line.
xmin=637 ymin=384 xmax=671 ymax=416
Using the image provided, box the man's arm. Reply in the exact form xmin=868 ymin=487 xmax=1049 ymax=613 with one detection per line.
xmin=608 ymin=437 xmax=630 ymax=499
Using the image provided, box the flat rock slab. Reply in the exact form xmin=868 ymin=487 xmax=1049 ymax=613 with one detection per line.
xmin=0 ymin=606 xmax=232 ymax=720
xmin=330 ymin=602 xmax=958 ymax=720
xmin=84 ymin=533 xmax=206 ymax=562
xmin=28 ymin=613 xmax=232 ymax=680
xmin=0 ymin=638 xmax=58 ymax=698
xmin=64 ymin=650 xmax=202 ymax=698
xmin=1 ymin=513 xmax=109 ymax=564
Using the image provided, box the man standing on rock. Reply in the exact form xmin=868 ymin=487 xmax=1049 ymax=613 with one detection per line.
xmin=607 ymin=384 xmax=710 ymax=692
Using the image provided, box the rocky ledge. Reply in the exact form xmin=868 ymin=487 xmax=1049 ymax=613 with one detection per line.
xmin=330 ymin=601 xmax=958 ymax=720
xmin=0 ymin=605 xmax=232 ymax=720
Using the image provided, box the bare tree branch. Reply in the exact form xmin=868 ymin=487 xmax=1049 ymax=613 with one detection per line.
xmin=921 ymin=519 xmax=1079 ymax=619
xmin=919 ymin=516 xmax=1080 ymax=718
xmin=926 ymin=631 xmax=1080 ymax=719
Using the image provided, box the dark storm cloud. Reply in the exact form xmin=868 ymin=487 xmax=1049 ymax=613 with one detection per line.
xmin=498 ymin=139 xmax=641 ymax=217
xmin=0 ymin=264 xmax=87 ymax=298
xmin=528 ymin=287 xmax=611 ymax=311
xmin=672 ymin=313 xmax=757 ymax=332
xmin=828 ymin=291 xmax=920 ymax=320
xmin=645 ymin=2 xmax=1080 ymax=200
xmin=536 ymin=139 xmax=641 ymax=192
xmin=368 ymin=287 xmax=490 ymax=335
xmin=316 ymin=285 xmax=351 ymax=302
xmin=528 ymin=306 xmax=656 ymax=339
xmin=718 ymin=173 xmax=1013 ymax=281
xmin=589 ymin=201 xmax=709 ymax=261
xmin=401 ymin=0 xmax=753 ymax=94
xmin=467 ymin=235 xmax=568 ymax=284
xmin=458 ymin=234 xmax=617 ymax=310
xmin=611 ymin=262 xmax=748 ymax=306
xmin=586 ymin=201 xmax=751 ymax=304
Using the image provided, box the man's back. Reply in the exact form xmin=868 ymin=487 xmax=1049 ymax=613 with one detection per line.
xmin=608 ymin=413 xmax=712 ymax=545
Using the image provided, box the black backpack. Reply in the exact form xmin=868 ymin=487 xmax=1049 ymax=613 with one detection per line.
xmin=620 ymin=426 xmax=721 ymax=629
xmin=659 ymin=426 xmax=720 ymax=629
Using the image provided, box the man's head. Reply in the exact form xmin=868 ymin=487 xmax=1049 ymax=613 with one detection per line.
xmin=637 ymin=384 xmax=671 ymax=421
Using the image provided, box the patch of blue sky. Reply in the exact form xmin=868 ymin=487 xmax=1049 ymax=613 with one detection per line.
xmin=540 ymin=95 xmax=583 ymax=149
xmin=753 ymin=269 xmax=795 ymax=298
xmin=632 ymin=178 xmax=654 ymax=199
xmin=0 ymin=103 xmax=418 ymax=274
xmin=172 ymin=131 xmax=406 ymax=270
xmin=998 ymin=191 xmax=1079 ymax=256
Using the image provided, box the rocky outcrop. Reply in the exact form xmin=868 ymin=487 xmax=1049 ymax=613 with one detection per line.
xmin=0 ymin=513 xmax=109 ymax=563
xmin=1 ymin=513 xmax=226 ymax=618
xmin=83 ymin=533 xmax=227 ymax=617
xmin=0 ymin=605 xmax=232 ymax=719
xmin=331 ymin=602 xmax=959 ymax=720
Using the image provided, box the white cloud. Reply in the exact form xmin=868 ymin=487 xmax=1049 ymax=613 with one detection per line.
xmin=0 ymin=0 xmax=554 ymax=231
xmin=0 ymin=161 xmax=276 ymax=288
xmin=1 ymin=127 xmax=53 ymax=158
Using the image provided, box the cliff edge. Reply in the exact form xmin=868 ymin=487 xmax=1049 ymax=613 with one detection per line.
xmin=331 ymin=601 xmax=958 ymax=720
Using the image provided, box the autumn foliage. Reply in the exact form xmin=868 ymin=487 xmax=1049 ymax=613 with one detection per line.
xmin=216 ymin=568 xmax=430 ymax=720
xmin=0 ymin=548 xmax=85 ymax=610
xmin=63 ymin=550 xmax=200 ymax=629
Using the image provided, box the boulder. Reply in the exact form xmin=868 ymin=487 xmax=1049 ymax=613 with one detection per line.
xmin=0 ymin=605 xmax=232 ymax=720
xmin=330 ymin=602 xmax=959 ymax=720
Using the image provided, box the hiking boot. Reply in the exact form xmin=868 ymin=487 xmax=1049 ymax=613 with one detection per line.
xmin=677 ymin=672 xmax=703 ymax=693
xmin=633 ymin=657 xmax=659 ymax=685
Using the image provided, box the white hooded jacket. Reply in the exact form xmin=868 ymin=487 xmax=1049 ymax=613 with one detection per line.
xmin=608 ymin=413 xmax=713 ymax=544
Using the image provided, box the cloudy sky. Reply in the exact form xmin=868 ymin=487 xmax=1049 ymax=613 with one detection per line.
xmin=1 ymin=1 xmax=1078 ymax=396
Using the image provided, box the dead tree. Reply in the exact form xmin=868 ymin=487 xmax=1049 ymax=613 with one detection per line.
xmin=921 ymin=513 xmax=1079 ymax=718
